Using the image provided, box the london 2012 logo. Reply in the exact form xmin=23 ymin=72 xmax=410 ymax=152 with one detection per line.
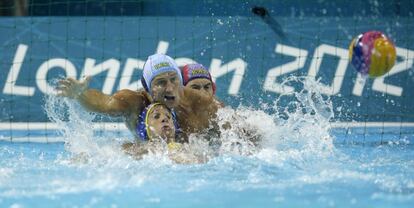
xmin=2 ymin=41 xmax=413 ymax=98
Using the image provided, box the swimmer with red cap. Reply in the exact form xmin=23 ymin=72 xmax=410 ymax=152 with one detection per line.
xmin=181 ymin=63 xmax=216 ymax=96
xmin=181 ymin=63 xmax=224 ymax=107
xmin=181 ymin=63 xmax=262 ymax=147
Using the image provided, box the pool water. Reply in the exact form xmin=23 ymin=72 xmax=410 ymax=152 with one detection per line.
xmin=1 ymin=78 xmax=413 ymax=208
xmin=0 ymin=136 xmax=413 ymax=208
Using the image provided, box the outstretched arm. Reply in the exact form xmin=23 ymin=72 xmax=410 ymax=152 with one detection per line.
xmin=57 ymin=76 xmax=151 ymax=116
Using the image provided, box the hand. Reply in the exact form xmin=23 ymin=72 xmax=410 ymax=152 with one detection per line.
xmin=57 ymin=76 xmax=91 ymax=99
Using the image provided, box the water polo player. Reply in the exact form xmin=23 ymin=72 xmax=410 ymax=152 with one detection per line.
xmin=122 ymin=103 xmax=180 ymax=156
xmin=57 ymin=54 xmax=221 ymax=141
xmin=122 ymin=103 xmax=205 ymax=163
xmin=181 ymin=63 xmax=216 ymax=96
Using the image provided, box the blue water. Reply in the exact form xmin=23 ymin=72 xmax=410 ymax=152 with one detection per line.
xmin=1 ymin=77 xmax=413 ymax=207
xmin=0 ymin=134 xmax=413 ymax=208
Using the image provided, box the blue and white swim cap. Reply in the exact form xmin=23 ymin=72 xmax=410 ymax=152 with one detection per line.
xmin=141 ymin=54 xmax=183 ymax=92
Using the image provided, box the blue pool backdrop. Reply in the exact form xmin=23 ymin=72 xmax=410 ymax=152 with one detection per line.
xmin=0 ymin=0 xmax=413 ymax=124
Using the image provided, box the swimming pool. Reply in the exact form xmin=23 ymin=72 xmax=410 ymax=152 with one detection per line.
xmin=1 ymin=76 xmax=414 ymax=208
xmin=1 ymin=130 xmax=413 ymax=208
xmin=0 ymin=2 xmax=412 ymax=205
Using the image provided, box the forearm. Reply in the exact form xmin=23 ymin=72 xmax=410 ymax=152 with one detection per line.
xmin=57 ymin=76 xmax=133 ymax=116
xmin=76 ymin=89 xmax=116 ymax=115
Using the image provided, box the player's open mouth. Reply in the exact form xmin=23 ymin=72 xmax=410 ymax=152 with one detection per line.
xmin=162 ymin=125 xmax=171 ymax=131
xmin=164 ymin=96 xmax=175 ymax=101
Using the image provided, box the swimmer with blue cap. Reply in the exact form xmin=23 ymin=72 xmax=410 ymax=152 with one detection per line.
xmin=135 ymin=103 xmax=180 ymax=147
xmin=123 ymin=103 xmax=206 ymax=163
xmin=122 ymin=103 xmax=181 ymax=157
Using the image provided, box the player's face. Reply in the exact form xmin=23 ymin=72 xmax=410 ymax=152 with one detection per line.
xmin=186 ymin=78 xmax=214 ymax=96
xmin=147 ymin=105 xmax=175 ymax=141
xmin=150 ymin=72 xmax=182 ymax=108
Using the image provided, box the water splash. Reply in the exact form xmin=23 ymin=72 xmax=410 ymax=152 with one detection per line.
xmin=211 ymin=76 xmax=336 ymax=167
xmin=45 ymin=95 xmax=103 ymax=155
xmin=1 ymin=76 xmax=412 ymax=207
xmin=43 ymin=76 xmax=337 ymax=167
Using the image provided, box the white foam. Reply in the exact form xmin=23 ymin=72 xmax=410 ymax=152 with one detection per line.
xmin=4 ymin=76 xmax=401 ymax=199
